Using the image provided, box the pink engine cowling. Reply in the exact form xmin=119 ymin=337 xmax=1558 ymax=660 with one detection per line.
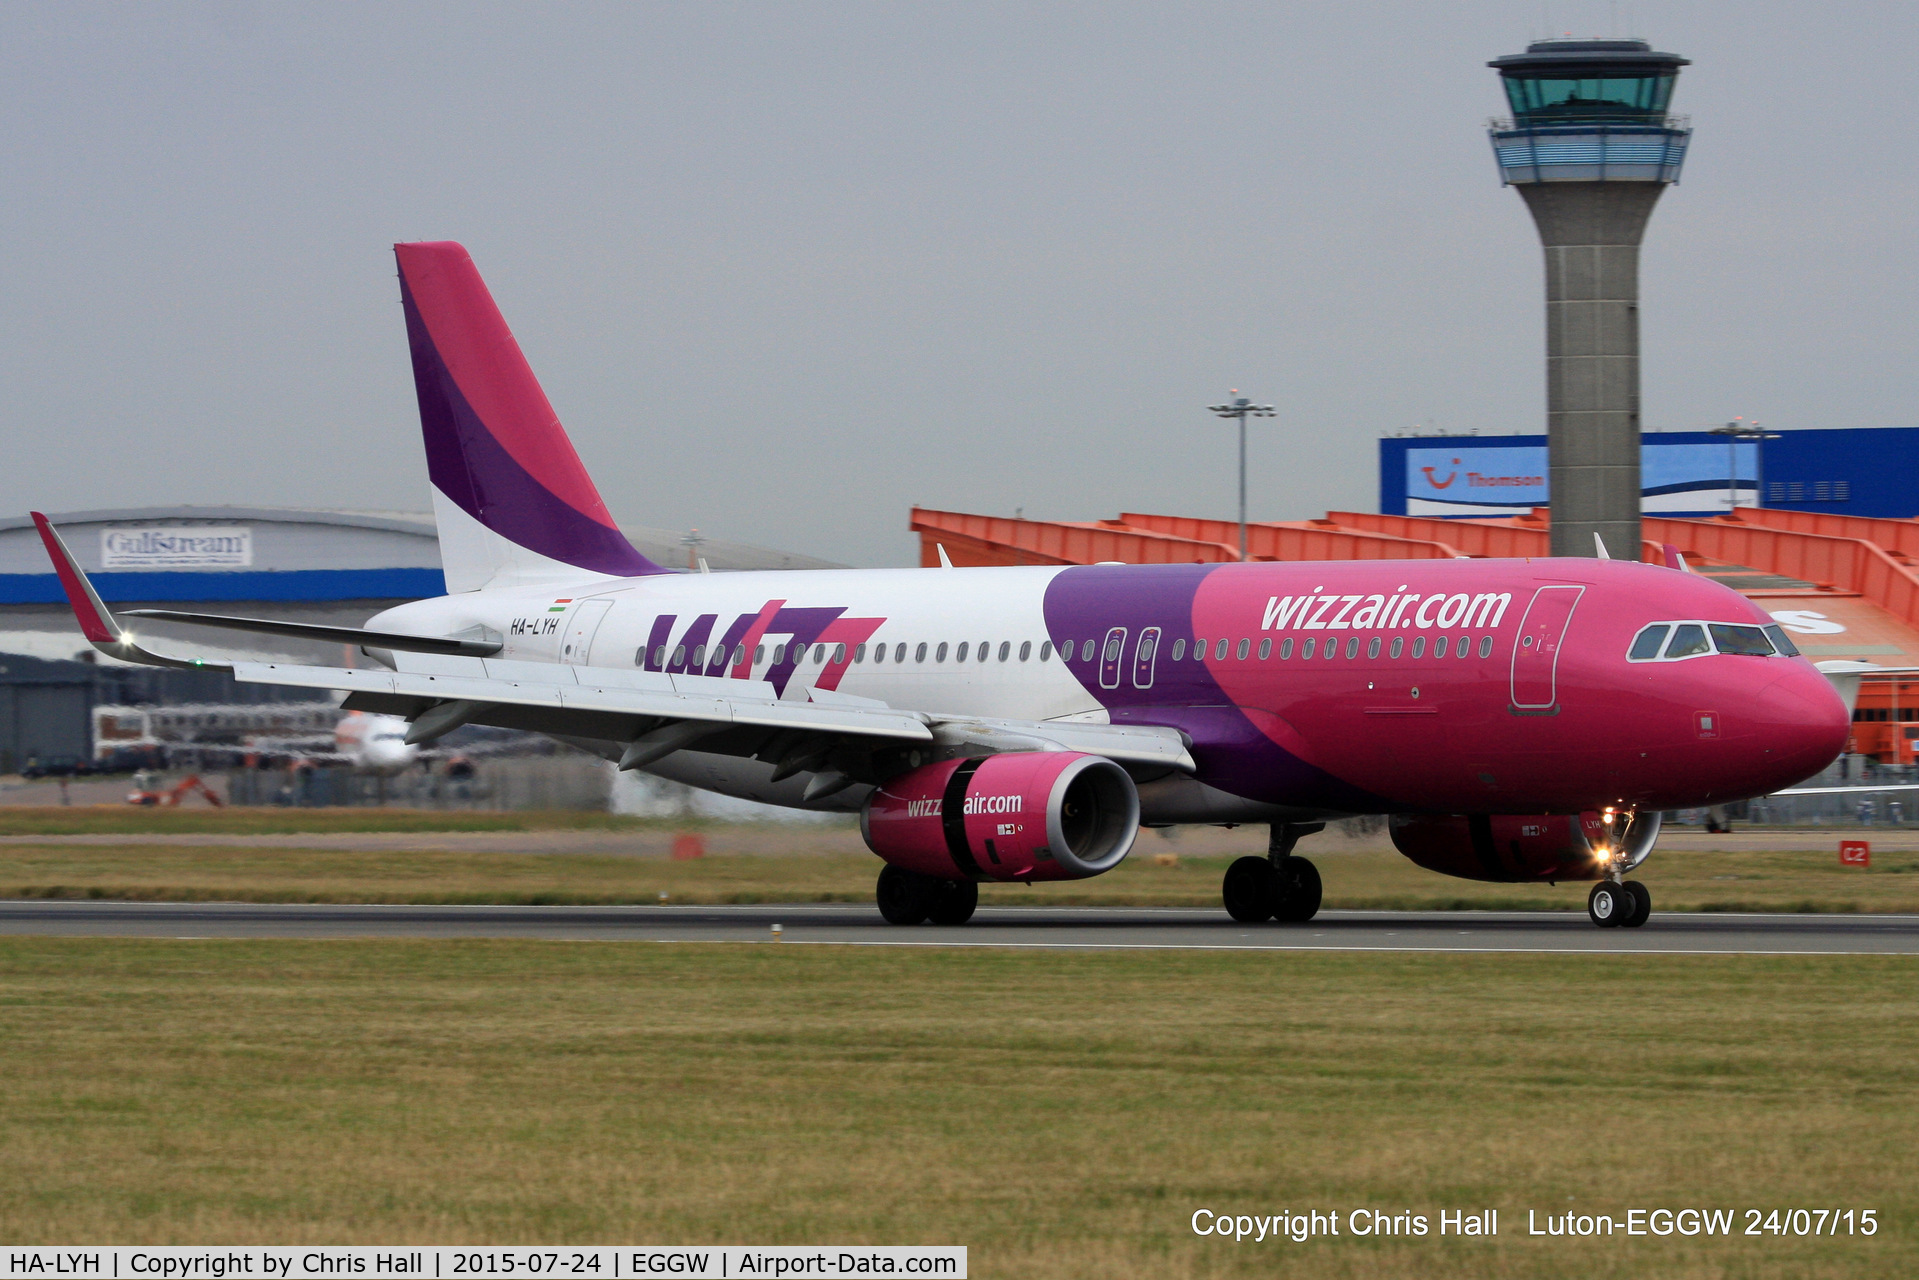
xmin=1389 ymin=811 xmax=1661 ymax=883
xmin=860 ymin=752 xmax=1140 ymax=882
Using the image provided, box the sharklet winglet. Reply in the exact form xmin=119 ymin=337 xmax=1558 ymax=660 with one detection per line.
xmin=31 ymin=512 xmax=225 ymax=671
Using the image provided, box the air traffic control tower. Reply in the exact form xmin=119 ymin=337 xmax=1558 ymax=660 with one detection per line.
xmin=1489 ymin=39 xmax=1690 ymax=559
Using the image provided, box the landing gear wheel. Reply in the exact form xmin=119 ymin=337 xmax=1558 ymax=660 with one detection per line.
xmin=876 ymin=865 xmax=937 ymax=925
xmin=1588 ymin=881 xmax=1629 ymax=928
xmin=1273 ymin=857 xmax=1323 ymax=923
xmin=927 ymin=878 xmax=979 ymax=925
xmin=1223 ymin=856 xmax=1277 ymax=922
xmin=1621 ymin=880 xmax=1651 ymax=928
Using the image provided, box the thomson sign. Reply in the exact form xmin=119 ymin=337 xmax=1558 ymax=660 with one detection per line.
xmin=101 ymin=526 xmax=252 ymax=568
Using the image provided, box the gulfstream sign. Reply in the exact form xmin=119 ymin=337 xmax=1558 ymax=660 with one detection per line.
xmin=101 ymin=527 xmax=252 ymax=569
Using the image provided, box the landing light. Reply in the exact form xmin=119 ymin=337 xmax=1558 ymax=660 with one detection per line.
xmin=1594 ymin=846 xmax=1613 ymax=862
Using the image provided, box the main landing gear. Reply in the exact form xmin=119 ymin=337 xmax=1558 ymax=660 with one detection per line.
xmin=876 ymin=865 xmax=978 ymax=926
xmin=1588 ymin=879 xmax=1651 ymax=928
xmin=1223 ymin=823 xmax=1324 ymax=924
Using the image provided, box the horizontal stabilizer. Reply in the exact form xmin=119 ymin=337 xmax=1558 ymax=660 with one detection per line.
xmin=123 ymin=610 xmax=502 ymax=658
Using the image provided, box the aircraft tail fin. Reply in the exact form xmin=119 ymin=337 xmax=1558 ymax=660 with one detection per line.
xmin=394 ymin=241 xmax=665 ymax=592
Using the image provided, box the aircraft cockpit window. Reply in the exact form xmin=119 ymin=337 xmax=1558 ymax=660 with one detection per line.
xmin=1708 ymin=624 xmax=1773 ymax=657
xmin=1628 ymin=624 xmax=1669 ymax=661
xmin=1764 ymin=624 xmax=1800 ymax=657
xmin=1664 ymin=624 xmax=1710 ymax=659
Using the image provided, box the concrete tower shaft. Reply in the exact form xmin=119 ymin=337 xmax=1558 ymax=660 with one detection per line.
xmin=1519 ymin=181 xmax=1663 ymax=560
xmin=1489 ymin=38 xmax=1690 ymax=560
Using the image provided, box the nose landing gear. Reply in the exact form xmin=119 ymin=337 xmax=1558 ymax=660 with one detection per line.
xmin=1222 ymin=823 xmax=1324 ymax=923
xmin=1588 ymin=879 xmax=1651 ymax=928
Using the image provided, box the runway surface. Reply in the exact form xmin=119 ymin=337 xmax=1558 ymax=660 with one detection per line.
xmin=3 ymin=900 xmax=1917 ymax=954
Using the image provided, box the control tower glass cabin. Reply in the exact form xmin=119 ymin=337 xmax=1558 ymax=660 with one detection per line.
xmin=1490 ymin=39 xmax=1690 ymax=183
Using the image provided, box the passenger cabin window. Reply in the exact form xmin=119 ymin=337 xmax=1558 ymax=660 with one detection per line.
xmin=855 ymin=643 xmax=866 ymax=663
xmin=935 ymin=642 xmax=949 ymax=662
xmin=1477 ymin=636 xmax=1493 ymax=659
xmin=956 ymin=642 xmax=970 ymax=662
xmin=1039 ymin=641 xmax=1052 ymax=661
xmin=1664 ymin=624 xmax=1710 ymax=659
xmin=1434 ymin=636 xmax=1448 ymax=659
xmin=833 ymin=643 xmax=846 ymax=664
xmin=1302 ymin=638 xmax=1316 ymax=659
xmin=895 ymin=643 xmax=907 ymax=664
xmin=1236 ymin=638 xmax=1249 ymax=660
xmin=1389 ymin=637 xmax=1403 ymax=659
xmin=1081 ymin=640 xmax=1095 ymax=662
xmin=1366 ymin=637 xmax=1380 ymax=659
xmin=1280 ymin=638 xmax=1294 ymax=660
xmin=1258 ymin=638 xmax=1272 ymax=660
xmin=1215 ymin=639 xmax=1229 ymax=661
xmin=915 ymin=643 xmax=928 ymax=663
xmin=1020 ymin=641 xmax=1032 ymax=661
xmin=1172 ymin=638 xmax=1187 ymax=661
xmin=999 ymin=641 xmax=1011 ymax=662
xmin=1412 ymin=637 xmax=1426 ymax=658
xmin=872 ymin=643 xmax=885 ymax=664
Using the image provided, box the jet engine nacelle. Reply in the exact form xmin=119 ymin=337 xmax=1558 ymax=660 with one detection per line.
xmin=1389 ymin=811 xmax=1661 ymax=883
xmin=861 ymin=752 xmax=1140 ymax=882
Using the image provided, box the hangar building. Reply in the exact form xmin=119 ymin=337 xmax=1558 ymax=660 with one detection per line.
xmin=0 ymin=506 xmax=842 ymax=769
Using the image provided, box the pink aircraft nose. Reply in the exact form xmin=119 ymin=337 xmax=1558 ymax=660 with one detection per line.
xmin=1743 ymin=665 xmax=1851 ymax=793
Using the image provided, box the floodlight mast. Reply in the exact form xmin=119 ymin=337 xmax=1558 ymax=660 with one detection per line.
xmin=1207 ymin=393 xmax=1275 ymax=562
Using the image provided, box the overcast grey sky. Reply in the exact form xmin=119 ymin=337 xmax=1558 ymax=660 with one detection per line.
xmin=2 ymin=2 xmax=1914 ymax=567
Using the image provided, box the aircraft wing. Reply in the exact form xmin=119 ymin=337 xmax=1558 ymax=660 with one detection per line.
xmin=227 ymin=658 xmax=1195 ymax=774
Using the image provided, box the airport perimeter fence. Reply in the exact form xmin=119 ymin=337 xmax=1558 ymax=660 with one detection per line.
xmin=227 ymin=754 xmax=614 ymax=811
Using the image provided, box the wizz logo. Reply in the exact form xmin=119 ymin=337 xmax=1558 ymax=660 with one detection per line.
xmin=641 ymin=600 xmax=885 ymax=697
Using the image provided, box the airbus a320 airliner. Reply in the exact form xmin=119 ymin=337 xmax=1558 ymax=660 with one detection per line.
xmin=35 ymin=243 xmax=1850 ymax=929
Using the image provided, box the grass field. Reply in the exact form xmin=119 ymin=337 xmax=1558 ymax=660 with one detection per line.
xmin=0 ymin=938 xmax=1909 ymax=1278
xmin=1 ymin=840 xmax=1915 ymax=914
xmin=0 ymin=807 xmax=665 ymax=836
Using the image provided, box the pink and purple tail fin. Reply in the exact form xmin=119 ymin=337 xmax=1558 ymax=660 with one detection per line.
xmin=395 ymin=241 xmax=665 ymax=591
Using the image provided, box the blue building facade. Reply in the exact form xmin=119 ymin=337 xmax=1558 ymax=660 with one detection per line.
xmin=1380 ymin=428 xmax=1919 ymax=520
